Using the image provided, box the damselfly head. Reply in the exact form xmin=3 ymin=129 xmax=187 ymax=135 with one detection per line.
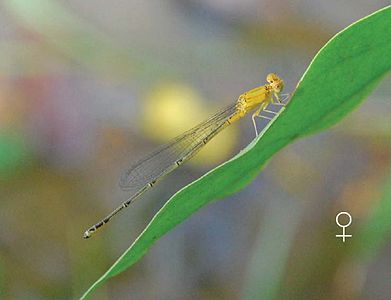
xmin=266 ymin=73 xmax=284 ymax=93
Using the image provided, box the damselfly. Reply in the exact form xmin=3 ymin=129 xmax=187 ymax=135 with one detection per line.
xmin=84 ymin=73 xmax=286 ymax=238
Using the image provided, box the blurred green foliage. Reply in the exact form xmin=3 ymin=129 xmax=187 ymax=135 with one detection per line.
xmin=0 ymin=131 xmax=28 ymax=178
xmin=5 ymin=0 xmax=175 ymax=83
xmin=353 ymin=169 xmax=391 ymax=261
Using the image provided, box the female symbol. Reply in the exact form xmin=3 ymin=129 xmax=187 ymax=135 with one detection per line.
xmin=335 ymin=212 xmax=352 ymax=242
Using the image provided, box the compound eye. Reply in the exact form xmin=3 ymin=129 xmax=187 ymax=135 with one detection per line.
xmin=266 ymin=73 xmax=278 ymax=84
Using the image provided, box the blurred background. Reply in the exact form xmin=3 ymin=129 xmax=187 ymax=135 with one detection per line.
xmin=0 ymin=1 xmax=390 ymax=299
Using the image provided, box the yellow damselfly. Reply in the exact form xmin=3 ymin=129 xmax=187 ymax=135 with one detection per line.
xmin=84 ymin=73 xmax=286 ymax=238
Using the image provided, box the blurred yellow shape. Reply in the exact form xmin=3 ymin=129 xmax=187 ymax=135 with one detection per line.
xmin=141 ymin=82 xmax=238 ymax=166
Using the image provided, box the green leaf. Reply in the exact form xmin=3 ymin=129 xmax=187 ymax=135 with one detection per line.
xmin=81 ymin=6 xmax=391 ymax=299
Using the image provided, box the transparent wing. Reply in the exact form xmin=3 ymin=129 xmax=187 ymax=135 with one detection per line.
xmin=119 ymin=103 xmax=238 ymax=192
